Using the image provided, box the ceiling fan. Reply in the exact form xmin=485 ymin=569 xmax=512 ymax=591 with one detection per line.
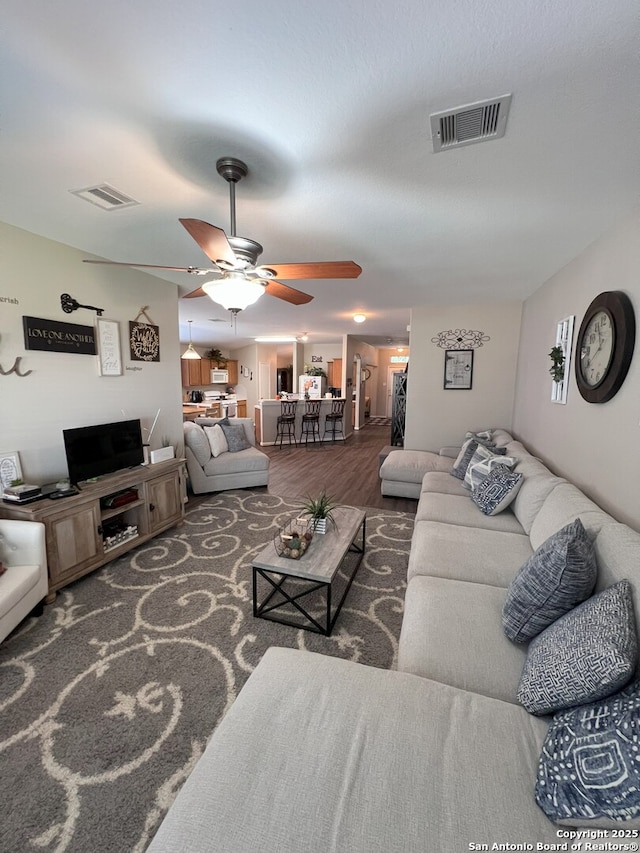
xmin=83 ymin=157 xmax=362 ymax=313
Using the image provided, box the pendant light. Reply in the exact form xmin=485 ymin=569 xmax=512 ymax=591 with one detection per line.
xmin=181 ymin=320 xmax=201 ymax=360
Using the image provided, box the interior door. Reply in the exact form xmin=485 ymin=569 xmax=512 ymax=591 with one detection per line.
xmin=386 ymin=368 xmax=404 ymax=417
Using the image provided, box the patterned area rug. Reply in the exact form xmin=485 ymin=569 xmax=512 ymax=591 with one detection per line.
xmin=0 ymin=492 xmax=413 ymax=853
xmin=367 ymin=416 xmax=392 ymax=426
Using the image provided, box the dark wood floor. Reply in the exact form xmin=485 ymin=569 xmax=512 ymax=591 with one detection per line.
xmin=257 ymin=422 xmax=416 ymax=513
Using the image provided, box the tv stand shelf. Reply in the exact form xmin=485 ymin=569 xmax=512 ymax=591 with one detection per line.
xmin=0 ymin=458 xmax=186 ymax=603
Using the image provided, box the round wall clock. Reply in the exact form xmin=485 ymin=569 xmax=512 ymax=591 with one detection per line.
xmin=575 ymin=290 xmax=635 ymax=403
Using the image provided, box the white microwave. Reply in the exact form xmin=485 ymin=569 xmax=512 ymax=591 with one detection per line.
xmin=211 ymin=369 xmax=229 ymax=384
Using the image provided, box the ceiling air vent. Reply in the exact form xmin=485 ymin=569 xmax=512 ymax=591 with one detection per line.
xmin=70 ymin=184 xmax=140 ymax=211
xmin=430 ymin=94 xmax=512 ymax=153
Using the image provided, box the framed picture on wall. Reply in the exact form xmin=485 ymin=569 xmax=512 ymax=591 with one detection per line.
xmin=443 ymin=349 xmax=474 ymax=390
xmin=96 ymin=318 xmax=123 ymax=376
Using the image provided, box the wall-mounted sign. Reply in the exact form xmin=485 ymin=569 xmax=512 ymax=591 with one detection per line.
xmin=22 ymin=316 xmax=96 ymax=355
xmin=96 ymin=318 xmax=123 ymax=376
xmin=129 ymin=321 xmax=160 ymax=362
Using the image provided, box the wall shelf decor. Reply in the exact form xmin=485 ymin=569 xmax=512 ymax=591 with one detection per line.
xmin=431 ymin=329 xmax=490 ymax=349
xmin=0 ymin=451 xmax=23 ymax=489
xmin=550 ymin=316 xmax=574 ymax=404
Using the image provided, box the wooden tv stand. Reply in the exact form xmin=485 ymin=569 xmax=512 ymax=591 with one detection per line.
xmin=0 ymin=458 xmax=186 ymax=602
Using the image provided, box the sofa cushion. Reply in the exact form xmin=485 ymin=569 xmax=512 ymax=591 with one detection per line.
xmin=415 ymin=492 xmax=525 ymax=534
xmin=398 ymin=576 xmax=527 ymax=704
xmin=505 ymin=452 xmax=566 ymax=534
xmin=471 ymin=465 xmax=523 ymax=516
xmin=450 ymin=439 xmax=478 ymax=480
xmin=204 ymin=424 xmax=228 ymax=458
xmin=202 ymin=445 xmax=270 ymax=476
xmin=407 ymin=520 xmax=533 ymax=587
xmin=536 ymin=679 xmax=640 ymax=828
xmin=518 ymin=580 xmax=637 ymax=715
xmin=419 ymin=472 xmax=469 ymax=497
xmin=502 ymin=518 xmax=597 ymax=644
xmin=148 ymin=647 xmax=558 ymax=853
xmin=379 ymin=450 xmax=452 ymax=486
xmin=530 ymin=482 xmax=615 ymax=551
xmin=219 ymin=422 xmax=251 ymax=452
xmin=184 ymin=421 xmax=212 ymax=466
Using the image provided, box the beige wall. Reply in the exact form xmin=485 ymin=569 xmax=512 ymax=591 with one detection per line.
xmin=406 ymin=302 xmax=522 ymax=450
xmin=0 ymin=222 xmax=182 ymax=484
xmin=513 ymin=209 xmax=640 ymax=530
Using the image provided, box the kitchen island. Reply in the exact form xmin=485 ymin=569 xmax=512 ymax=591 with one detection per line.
xmin=254 ymin=398 xmax=350 ymax=446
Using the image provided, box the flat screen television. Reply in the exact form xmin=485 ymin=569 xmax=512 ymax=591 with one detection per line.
xmin=63 ymin=419 xmax=144 ymax=485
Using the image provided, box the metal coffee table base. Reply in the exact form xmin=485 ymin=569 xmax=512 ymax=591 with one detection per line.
xmin=253 ymin=517 xmax=365 ymax=636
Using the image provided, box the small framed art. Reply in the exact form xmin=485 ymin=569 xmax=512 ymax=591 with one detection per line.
xmin=444 ymin=349 xmax=474 ymax=390
xmin=0 ymin=451 xmax=23 ymax=489
xmin=96 ymin=318 xmax=123 ymax=376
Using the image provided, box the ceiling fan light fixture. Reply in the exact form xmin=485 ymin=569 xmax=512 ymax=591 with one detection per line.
xmin=202 ymin=276 xmax=265 ymax=312
xmin=181 ymin=320 xmax=202 ymax=360
xmin=353 ymin=313 xmax=366 ymax=323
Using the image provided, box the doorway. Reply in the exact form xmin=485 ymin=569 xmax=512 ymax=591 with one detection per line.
xmin=386 ymin=367 xmax=405 ymax=418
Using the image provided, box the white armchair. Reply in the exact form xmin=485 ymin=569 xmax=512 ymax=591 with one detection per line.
xmin=0 ymin=519 xmax=48 ymax=643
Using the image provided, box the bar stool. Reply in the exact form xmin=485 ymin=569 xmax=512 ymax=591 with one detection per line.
xmin=300 ymin=399 xmax=321 ymax=446
xmin=275 ymin=399 xmax=298 ymax=448
xmin=322 ymin=399 xmax=346 ymax=443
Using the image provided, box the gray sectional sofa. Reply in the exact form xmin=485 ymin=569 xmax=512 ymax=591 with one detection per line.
xmin=183 ymin=417 xmax=270 ymax=494
xmin=149 ymin=429 xmax=640 ymax=852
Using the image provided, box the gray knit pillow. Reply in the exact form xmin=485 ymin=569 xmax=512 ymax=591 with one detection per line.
xmin=450 ymin=439 xmax=478 ymax=480
xmin=219 ymin=422 xmax=250 ymax=453
xmin=502 ymin=518 xmax=597 ymax=643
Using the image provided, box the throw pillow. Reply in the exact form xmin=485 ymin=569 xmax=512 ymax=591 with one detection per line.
xmin=518 ymin=580 xmax=637 ymax=715
xmin=220 ymin=422 xmax=250 ymax=453
xmin=450 ymin=439 xmax=478 ymax=480
xmin=502 ymin=518 xmax=597 ymax=644
xmin=471 ymin=464 xmax=523 ymax=516
xmin=204 ymin=424 xmax=229 ymax=458
xmin=183 ymin=422 xmax=212 ymax=466
xmin=536 ymin=679 xmax=640 ymax=827
xmin=463 ymin=445 xmax=517 ymax=490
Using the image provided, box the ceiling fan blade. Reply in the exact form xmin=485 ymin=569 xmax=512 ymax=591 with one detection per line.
xmin=182 ymin=286 xmax=207 ymax=299
xmin=264 ymin=280 xmax=313 ymax=305
xmin=83 ymin=259 xmax=213 ymax=274
xmin=256 ymin=260 xmax=362 ymax=280
xmin=179 ymin=218 xmax=237 ymax=266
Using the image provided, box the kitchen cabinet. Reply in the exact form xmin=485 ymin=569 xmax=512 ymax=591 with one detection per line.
xmin=328 ymin=358 xmax=343 ymax=390
xmin=181 ymin=358 xmax=238 ymax=387
xmin=226 ymin=360 xmax=238 ymax=385
xmin=236 ymin=400 xmax=247 ymax=417
xmin=181 ymin=358 xmax=212 ymax=387
xmin=0 ymin=458 xmax=186 ymax=601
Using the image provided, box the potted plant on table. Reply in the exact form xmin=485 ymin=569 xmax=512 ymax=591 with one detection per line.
xmin=299 ymin=490 xmax=341 ymax=535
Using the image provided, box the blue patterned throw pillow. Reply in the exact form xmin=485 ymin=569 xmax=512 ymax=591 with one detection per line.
xmin=536 ymin=678 xmax=640 ymax=827
xmin=502 ymin=518 xmax=597 ymax=643
xmin=518 ymin=580 xmax=637 ymax=715
xmin=471 ymin=463 xmax=522 ymax=514
xmin=450 ymin=439 xmax=478 ymax=480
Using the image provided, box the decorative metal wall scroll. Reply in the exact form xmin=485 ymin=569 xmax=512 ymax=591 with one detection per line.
xmin=60 ymin=293 xmax=104 ymax=316
xmin=431 ymin=329 xmax=490 ymax=349
xmin=0 ymin=356 xmax=32 ymax=377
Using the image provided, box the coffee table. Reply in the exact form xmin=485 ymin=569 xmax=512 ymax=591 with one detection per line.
xmin=252 ymin=506 xmax=366 ymax=636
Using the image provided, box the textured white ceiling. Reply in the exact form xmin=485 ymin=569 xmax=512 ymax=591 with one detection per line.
xmin=2 ymin=0 xmax=639 ymax=349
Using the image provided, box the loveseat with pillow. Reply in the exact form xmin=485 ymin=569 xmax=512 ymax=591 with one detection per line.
xmin=183 ymin=417 xmax=270 ymax=494
xmin=149 ymin=429 xmax=640 ymax=852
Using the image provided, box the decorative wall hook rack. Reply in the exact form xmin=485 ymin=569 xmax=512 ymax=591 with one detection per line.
xmin=431 ymin=329 xmax=491 ymax=349
xmin=61 ymin=293 xmax=104 ymax=316
xmin=0 ymin=356 xmax=32 ymax=377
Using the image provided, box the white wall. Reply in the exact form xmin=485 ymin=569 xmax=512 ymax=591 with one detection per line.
xmin=405 ymin=302 xmax=522 ymax=450
xmin=1 ymin=223 xmax=182 ymax=484
xmin=513 ymin=209 xmax=640 ymax=530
